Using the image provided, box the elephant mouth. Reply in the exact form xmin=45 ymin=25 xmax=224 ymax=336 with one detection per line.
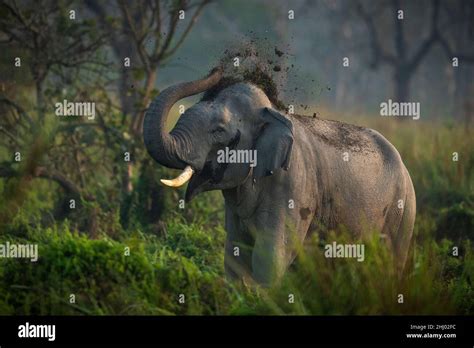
xmin=185 ymin=160 xmax=229 ymax=202
xmin=185 ymin=163 xmax=211 ymax=202
xmin=185 ymin=130 xmax=241 ymax=202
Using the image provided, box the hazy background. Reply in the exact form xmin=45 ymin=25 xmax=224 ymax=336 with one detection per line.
xmin=0 ymin=0 xmax=472 ymax=316
xmin=156 ymin=0 xmax=474 ymax=118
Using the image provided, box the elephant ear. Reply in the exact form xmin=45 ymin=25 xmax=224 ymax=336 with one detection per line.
xmin=253 ymin=107 xmax=294 ymax=180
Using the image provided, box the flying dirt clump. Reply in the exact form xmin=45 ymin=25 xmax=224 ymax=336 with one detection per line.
xmin=202 ymin=41 xmax=290 ymax=111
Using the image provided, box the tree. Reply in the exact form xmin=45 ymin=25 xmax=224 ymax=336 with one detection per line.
xmin=85 ymin=0 xmax=212 ymax=226
xmin=356 ymin=0 xmax=474 ymax=104
xmin=0 ymin=0 xmax=213 ymax=232
xmin=0 ymin=0 xmax=108 ymax=229
xmin=435 ymin=0 xmax=474 ymax=119
xmin=356 ymin=0 xmax=439 ymax=102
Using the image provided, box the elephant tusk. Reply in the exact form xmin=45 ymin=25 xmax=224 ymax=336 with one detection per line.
xmin=160 ymin=165 xmax=194 ymax=187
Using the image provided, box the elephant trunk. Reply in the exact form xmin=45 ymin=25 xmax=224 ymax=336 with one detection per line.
xmin=143 ymin=67 xmax=223 ymax=169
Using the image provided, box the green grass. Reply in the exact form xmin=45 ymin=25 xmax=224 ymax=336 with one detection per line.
xmin=0 ymin=117 xmax=473 ymax=315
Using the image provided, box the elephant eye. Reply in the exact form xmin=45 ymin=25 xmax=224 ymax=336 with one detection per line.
xmin=211 ymin=126 xmax=226 ymax=134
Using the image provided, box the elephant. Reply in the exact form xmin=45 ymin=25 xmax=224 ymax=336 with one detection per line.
xmin=143 ymin=67 xmax=416 ymax=286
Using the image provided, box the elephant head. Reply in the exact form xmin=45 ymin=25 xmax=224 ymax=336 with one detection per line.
xmin=143 ymin=68 xmax=294 ymax=201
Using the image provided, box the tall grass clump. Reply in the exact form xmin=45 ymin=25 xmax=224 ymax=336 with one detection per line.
xmin=0 ymin=115 xmax=472 ymax=315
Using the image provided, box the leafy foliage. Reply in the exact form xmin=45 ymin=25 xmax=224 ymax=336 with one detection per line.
xmin=0 ymin=119 xmax=472 ymax=315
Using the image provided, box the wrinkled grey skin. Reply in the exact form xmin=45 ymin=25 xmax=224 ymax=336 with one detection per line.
xmin=143 ymin=69 xmax=416 ymax=286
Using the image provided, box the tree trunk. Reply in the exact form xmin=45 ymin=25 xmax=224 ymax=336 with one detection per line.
xmin=131 ymin=69 xmax=157 ymax=135
xmin=394 ymin=67 xmax=411 ymax=102
xmin=35 ymin=78 xmax=45 ymax=122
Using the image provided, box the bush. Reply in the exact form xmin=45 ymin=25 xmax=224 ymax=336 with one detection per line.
xmin=0 ymin=119 xmax=472 ymax=315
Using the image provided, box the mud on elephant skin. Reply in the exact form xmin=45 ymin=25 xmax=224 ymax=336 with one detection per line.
xmin=142 ymin=67 xmax=416 ymax=286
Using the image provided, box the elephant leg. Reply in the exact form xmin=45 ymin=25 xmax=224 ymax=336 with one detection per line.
xmin=393 ymin=173 xmax=416 ymax=277
xmin=224 ymin=205 xmax=253 ymax=281
xmin=250 ymin=210 xmax=289 ymax=286
xmin=383 ymin=170 xmax=416 ymax=278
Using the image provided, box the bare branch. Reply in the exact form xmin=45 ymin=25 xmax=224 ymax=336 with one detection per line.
xmin=155 ymin=0 xmax=184 ymax=62
xmin=0 ymin=126 xmax=21 ymax=146
xmin=0 ymin=96 xmax=34 ymax=127
xmin=0 ymin=164 xmax=86 ymax=199
xmin=392 ymin=0 xmax=406 ymax=61
xmin=437 ymin=34 xmax=474 ymax=63
xmin=159 ymin=0 xmax=210 ymax=62
xmin=118 ymin=0 xmax=152 ymax=72
xmin=408 ymin=0 xmax=440 ymax=73
xmin=153 ymin=0 xmax=162 ymax=53
xmin=1 ymin=0 xmax=38 ymax=34
xmin=355 ymin=0 xmax=396 ymax=68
